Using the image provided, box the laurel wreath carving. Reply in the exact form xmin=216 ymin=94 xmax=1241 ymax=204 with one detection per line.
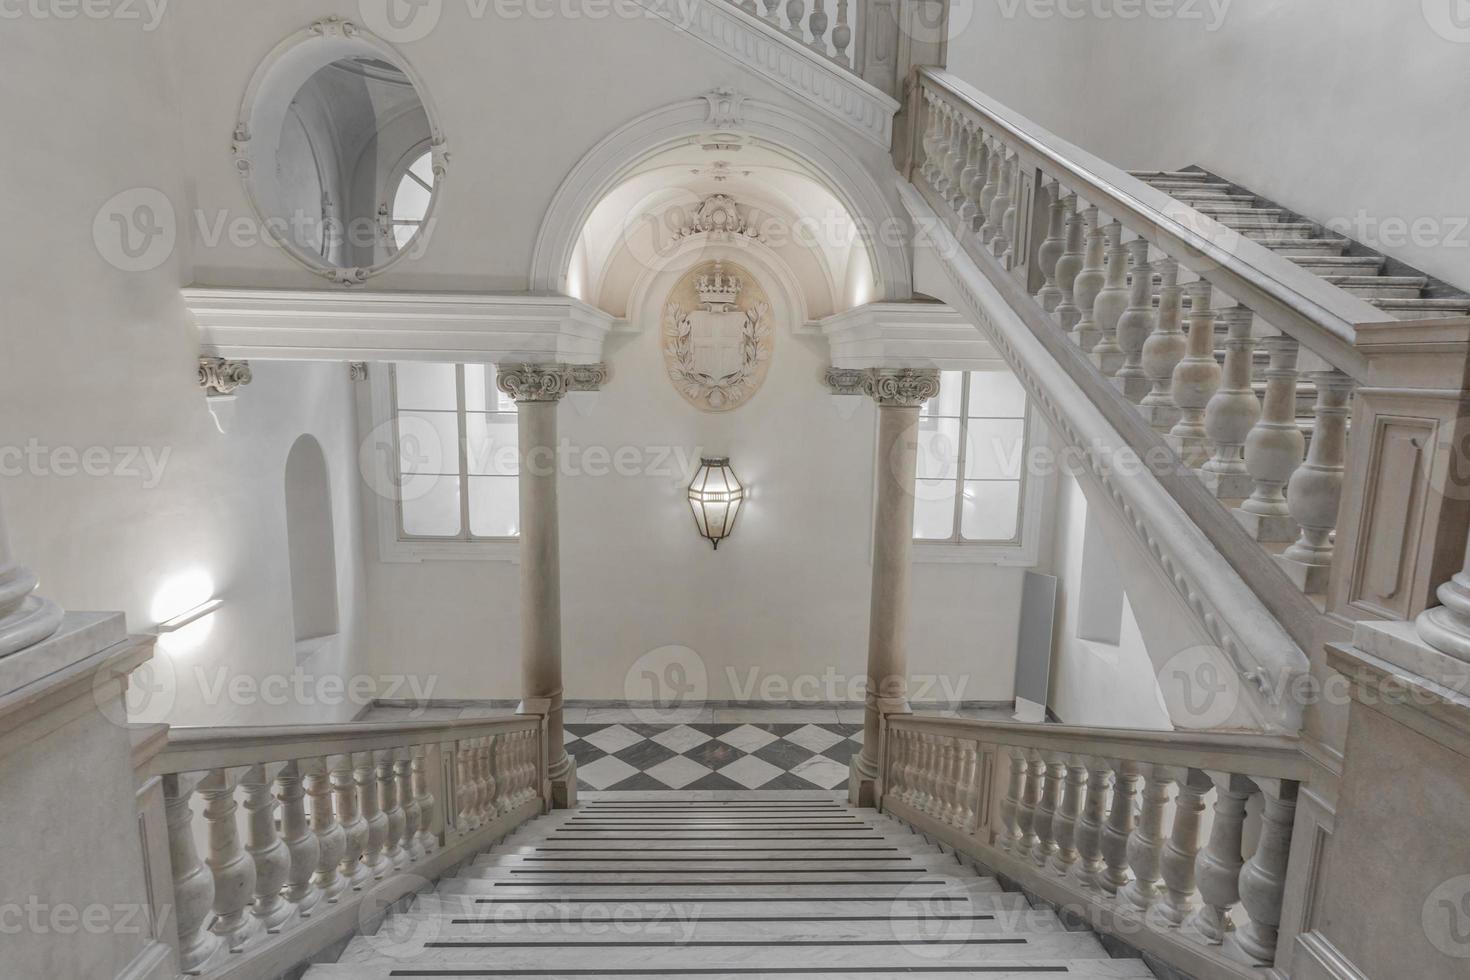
xmin=664 ymin=300 xmax=771 ymax=411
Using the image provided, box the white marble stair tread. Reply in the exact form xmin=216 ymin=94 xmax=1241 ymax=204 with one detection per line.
xmin=334 ymin=933 xmax=1116 ymax=967
xmin=541 ymin=830 xmax=892 ymax=839
xmin=457 ymin=870 xmax=991 ymax=885
xmin=410 ymin=893 xmax=1037 ymax=916
xmin=374 ymin=909 xmax=1071 ymax=940
xmin=430 ymin=879 xmax=1013 ymax=900
xmin=492 ymin=841 xmax=943 ymax=853
xmin=304 ymin=964 xmax=1157 ymax=979
xmin=473 ymin=857 xmax=942 ymax=872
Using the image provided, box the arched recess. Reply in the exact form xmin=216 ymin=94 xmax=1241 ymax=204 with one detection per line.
xmin=284 ymin=435 xmax=339 ymax=645
xmin=530 ymin=91 xmax=912 ymax=303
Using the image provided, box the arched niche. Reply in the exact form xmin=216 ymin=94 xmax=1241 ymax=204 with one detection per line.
xmin=284 ymin=434 xmax=339 ymax=647
xmin=232 ymin=16 xmax=448 ymax=284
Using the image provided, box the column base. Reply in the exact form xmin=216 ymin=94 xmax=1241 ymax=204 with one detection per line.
xmin=549 ymin=756 xmax=577 ymax=810
xmin=847 ymin=761 xmax=876 ymax=808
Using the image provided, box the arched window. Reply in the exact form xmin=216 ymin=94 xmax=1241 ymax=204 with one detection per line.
xmin=389 ymin=149 xmax=434 ymax=249
xmin=284 ymin=435 xmax=340 ymax=646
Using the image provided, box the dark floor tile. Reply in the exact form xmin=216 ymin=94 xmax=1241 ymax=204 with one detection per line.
xmin=751 ymin=739 xmax=820 ymax=770
xmin=681 ymin=740 xmax=744 ymax=769
xmin=566 ymin=743 xmax=608 ymax=764
xmin=612 ymin=739 xmax=678 ymax=769
xmin=606 ymin=772 xmax=675 ymax=791
xmin=684 ymin=772 xmax=748 ymax=791
xmin=758 ymin=771 xmax=826 ymax=790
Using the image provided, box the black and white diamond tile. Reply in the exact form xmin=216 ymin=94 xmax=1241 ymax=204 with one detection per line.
xmin=564 ymin=721 xmax=862 ymax=791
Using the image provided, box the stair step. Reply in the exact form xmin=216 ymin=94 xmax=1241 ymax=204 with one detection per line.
xmin=1318 ymin=275 xmax=1428 ymax=299
xmin=474 ymin=857 xmax=950 ymax=872
xmin=410 ymin=892 xmax=1038 ymax=916
xmin=1372 ymin=298 xmax=1470 ymax=320
xmin=304 ymin=962 xmax=1158 ymax=979
xmin=1288 ymin=254 xmax=1386 ymax=274
xmin=1251 ymin=237 xmax=1350 ymax=255
xmin=1129 ymin=170 xmax=1217 ymax=182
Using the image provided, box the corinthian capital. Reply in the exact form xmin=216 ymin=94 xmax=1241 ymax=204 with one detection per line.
xmin=862 ymin=368 xmax=941 ymax=407
xmin=198 ymin=357 xmax=253 ymax=396
xmin=495 ymin=362 xmax=609 ymax=403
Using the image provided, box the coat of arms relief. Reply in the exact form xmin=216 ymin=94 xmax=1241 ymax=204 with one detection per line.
xmin=663 ymin=260 xmax=773 ymax=412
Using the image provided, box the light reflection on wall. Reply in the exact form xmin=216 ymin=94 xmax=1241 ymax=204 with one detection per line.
xmin=150 ymin=568 xmax=218 ymax=653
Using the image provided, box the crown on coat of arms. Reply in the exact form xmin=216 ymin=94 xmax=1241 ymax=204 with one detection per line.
xmin=696 ymin=262 xmax=742 ymax=306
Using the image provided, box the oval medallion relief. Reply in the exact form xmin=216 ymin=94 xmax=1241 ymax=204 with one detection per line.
xmin=662 ymin=260 xmax=773 ymax=412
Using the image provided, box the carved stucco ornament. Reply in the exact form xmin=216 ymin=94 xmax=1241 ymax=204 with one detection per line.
xmin=198 ymin=357 xmax=253 ymax=396
xmin=663 ymin=260 xmax=773 ymax=413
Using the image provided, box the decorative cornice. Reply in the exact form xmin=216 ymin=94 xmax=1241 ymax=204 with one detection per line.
xmin=863 ymin=368 xmax=941 ymax=407
xmin=635 ymin=8 xmax=898 ymax=147
xmin=496 ymin=362 xmax=609 ymax=402
xmin=198 ymin=357 xmax=252 ymax=396
xmin=815 ymin=301 xmax=1002 ymax=371
xmin=823 ymin=367 xmax=867 ymax=396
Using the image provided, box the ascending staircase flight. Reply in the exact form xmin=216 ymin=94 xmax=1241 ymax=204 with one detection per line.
xmin=309 ymin=794 xmax=1156 ymax=978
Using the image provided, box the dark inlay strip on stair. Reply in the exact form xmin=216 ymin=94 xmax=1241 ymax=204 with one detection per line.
xmin=474 ymin=896 xmax=973 ymax=904
xmin=546 ymin=836 xmax=886 ymax=841
xmin=425 ymin=938 xmax=1029 ymax=948
xmin=533 ymin=847 xmax=902 ymax=852
xmin=503 ymin=868 xmax=923 ymax=875
xmin=389 ymin=968 xmax=1067 ymax=976
xmin=451 ymin=914 xmax=997 ymax=923
xmin=490 ymin=878 xmax=936 ymax=886
xmin=512 ymin=856 xmax=916 ymax=862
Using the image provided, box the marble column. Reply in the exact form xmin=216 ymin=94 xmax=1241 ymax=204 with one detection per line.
xmin=844 ymin=367 xmax=941 ymax=805
xmin=496 ymin=363 xmax=607 ymax=809
xmin=0 ymin=490 xmax=63 ymax=661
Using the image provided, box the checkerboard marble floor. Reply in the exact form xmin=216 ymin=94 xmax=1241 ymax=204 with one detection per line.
xmin=564 ymin=721 xmax=861 ymax=791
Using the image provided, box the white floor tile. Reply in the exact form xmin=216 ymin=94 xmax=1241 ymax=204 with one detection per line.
xmin=576 ymin=755 xmax=640 ymax=790
xmin=649 ymin=724 xmax=712 ymax=753
xmin=783 ymin=723 xmax=845 ymax=753
xmin=716 ymin=724 xmax=779 ymax=752
xmin=717 ymin=755 xmax=784 ymax=788
xmin=789 ymin=756 xmax=850 ymax=789
xmin=643 ymin=755 xmax=715 ymax=789
xmin=581 ymin=724 xmax=644 ymax=754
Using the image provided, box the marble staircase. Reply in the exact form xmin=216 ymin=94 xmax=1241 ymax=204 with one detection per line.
xmin=1131 ymin=170 xmax=1470 ymax=321
xmin=309 ymin=793 xmax=1156 ymax=978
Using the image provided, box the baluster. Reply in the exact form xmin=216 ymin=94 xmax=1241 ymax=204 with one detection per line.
xmin=807 ymin=0 xmax=829 ymax=55
xmin=738 ymin=0 xmax=757 ymax=12
xmin=1278 ymin=372 xmax=1355 ymax=594
xmin=397 ymin=751 xmax=422 ymax=863
xmin=356 ymin=752 xmax=388 ymax=878
xmin=1035 ymin=185 xmax=1068 ymax=313
xmin=163 ymin=774 xmax=220 ymax=973
xmin=1071 ymin=207 xmax=1106 ymax=351
xmin=1168 ymin=281 xmax=1221 ymax=466
xmin=1016 ymin=755 xmax=1045 ymax=858
xmin=1032 ymin=759 xmax=1064 ymax=868
xmin=1053 ymin=194 xmax=1085 ymax=333
xmin=1113 ymin=239 xmax=1156 ymax=401
xmin=949 ymin=123 xmax=973 ymax=214
xmin=1099 ymin=761 xmax=1141 ymax=895
xmin=1073 ymin=762 xmax=1114 ymax=890
xmin=1050 ymin=760 xmax=1086 ymax=876
xmin=199 ymin=768 xmax=259 ymax=952
xmin=978 ymin=137 xmax=1003 ymax=242
xmin=920 ymin=95 xmax=941 ymax=187
xmin=785 ymin=0 xmax=807 ymax=41
xmin=897 ymin=731 xmax=915 ymax=805
xmin=331 ymin=754 xmax=369 ymax=890
xmin=933 ymin=109 xmax=956 ymax=199
xmin=1090 ymin=221 xmax=1129 ymax=374
xmin=1000 ymin=154 xmax=1021 ymax=265
xmin=277 ymin=761 xmax=321 ymax=918
xmin=491 ymin=736 xmax=508 ymax=814
xmin=998 ymin=750 xmax=1027 ymax=850
xmin=1200 ymin=307 xmax=1262 ymax=499
xmin=1153 ymin=770 xmax=1212 ymax=927
xmin=1121 ymin=767 xmax=1174 ymax=910
xmin=1139 ymin=257 xmax=1185 ymax=429
xmin=831 ymin=0 xmax=852 ymax=67
xmin=761 ymin=0 xmax=781 ymax=27
xmin=1227 ymin=781 xmax=1298 ymax=965
xmin=1187 ymin=773 xmax=1252 ymax=944
xmin=957 ymin=741 xmax=979 ymax=832
xmin=939 ymin=738 xmax=959 ymax=821
xmin=413 ymin=744 xmax=437 ymax=854
xmin=913 ymin=734 xmax=932 ymax=813
xmin=957 ymin=124 xmax=983 ymax=227
xmin=966 ymin=134 xmax=992 ymax=235
xmin=377 ymin=751 xmax=405 ymax=870
xmin=989 ymin=151 xmax=1016 ymax=259
xmin=1234 ymin=337 xmax=1304 ymax=543
xmin=306 ymin=759 xmax=346 ymax=903
xmin=240 ymin=764 xmax=293 ymax=932
xmin=456 ymin=741 xmax=476 ymax=829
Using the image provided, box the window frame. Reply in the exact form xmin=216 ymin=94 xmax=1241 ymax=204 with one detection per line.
xmin=366 ymin=362 xmax=520 ymax=563
xmin=381 ymin=141 xmax=435 ymax=254
xmin=909 ymin=367 xmax=1047 ymax=567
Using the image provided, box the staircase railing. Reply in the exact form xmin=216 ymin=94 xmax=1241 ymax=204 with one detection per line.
xmin=133 ymin=714 xmax=547 ymax=978
xmin=906 ymin=68 xmax=1470 ymax=656
xmin=726 ymin=0 xmax=863 ymax=74
xmin=878 ymin=713 xmax=1309 ymax=978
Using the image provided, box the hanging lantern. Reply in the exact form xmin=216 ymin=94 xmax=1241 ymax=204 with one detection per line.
xmin=687 ymin=457 xmax=745 ymax=550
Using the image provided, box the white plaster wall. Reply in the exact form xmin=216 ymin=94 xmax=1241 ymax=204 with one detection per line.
xmin=1041 ymin=463 xmax=1172 ymax=729
xmin=0 ymin=15 xmax=369 ymax=726
xmin=946 ymin=1 xmax=1470 ymax=289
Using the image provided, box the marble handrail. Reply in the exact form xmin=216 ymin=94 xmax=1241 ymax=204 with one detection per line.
xmin=880 ymin=714 xmax=1305 ymax=977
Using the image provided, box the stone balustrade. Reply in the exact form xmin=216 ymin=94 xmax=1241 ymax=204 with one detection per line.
xmin=138 ymin=717 xmax=545 ymax=976
xmin=911 ymin=68 xmax=1428 ymax=611
xmin=881 ymin=716 xmax=1308 ymax=977
xmin=730 ymin=0 xmax=860 ymax=71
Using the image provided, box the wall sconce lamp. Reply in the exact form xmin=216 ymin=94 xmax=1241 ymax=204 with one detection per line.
xmin=687 ymin=457 xmax=744 ymax=550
